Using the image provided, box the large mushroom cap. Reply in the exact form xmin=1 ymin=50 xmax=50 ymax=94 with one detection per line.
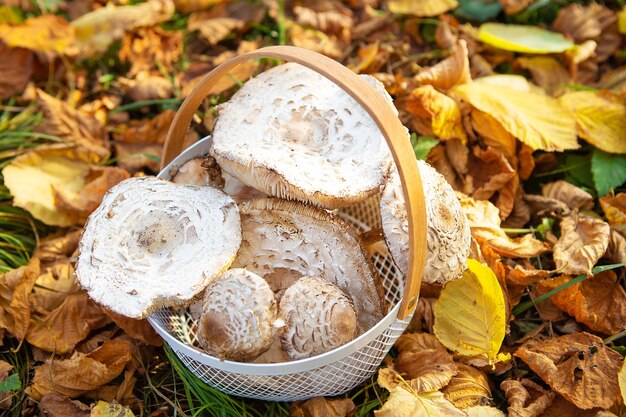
xmin=197 ymin=268 xmax=284 ymax=361
xmin=380 ymin=161 xmax=471 ymax=285
xmin=280 ymin=276 xmax=358 ymax=360
xmin=210 ymin=62 xmax=395 ymax=209
xmin=76 ymin=176 xmax=242 ymax=318
xmin=234 ymin=198 xmax=386 ymax=332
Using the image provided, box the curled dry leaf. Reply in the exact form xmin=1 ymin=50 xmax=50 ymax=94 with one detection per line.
xmin=387 ymin=0 xmax=459 ymax=17
xmin=27 ymin=339 xmax=132 ymax=401
xmin=515 ymin=57 xmax=570 ymax=91
xmin=102 ymin=309 xmax=162 ymax=347
xmin=0 ymin=44 xmax=32 ymax=100
xmin=173 ymin=0 xmax=222 ymax=14
xmin=466 ymin=406 xmax=505 ymax=417
xmin=70 ymin=0 xmax=175 ymax=56
xmin=450 ymin=76 xmax=578 ymax=152
xmin=558 ymin=91 xmax=626 ymax=155
xmin=443 ymin=363 xmax=492 ymax=409
xmin=500 ymin=378 xmax=555 ymax=417
xmin=458 ymin=193 xmax=548 ymax=258
xmin=542 ymin=270 xmax=626 ymax=335
xmin=188 ymin=2 xmax=266 ymax=45
xmin=542 ymin=180 xmax=594 ymax=211
xmin=120 ymin=27 xmax=183 ymax=77
xmin=523 ymin=194 xmax=570 ymax=219
xmin=600 ymin=194 xmax=626 ymax=235
xmin=294 ymin=3 xmax=353 ymax=36
xmin=468 ymin=146 xmax=516 ymax=201
xmin=553 ymin=214 xmax=610 ymax=275
xmin=541 ymin=394 xmax=614 ymax=417
xmin=515 ymin=332 xmax=622 ymax=410
xmin=620 ymin=359 xmax=626 ymax=405
xmin=406 ymin=85 xmax=467 ymax=142
xmin=605 ymin=229 xmax=626 ymax=264
xmin=415 ymin=40 xmax=471 ymax=90
xmin=38 ymin=393 xmax=90 ymax=417
xmin=31 ymin=262 xmax=81 ymax=312
xmin=36 ymin=90 xmax=109 ymax=162
xmin=394 ymin=333 xmax=457 ymax=392
xmin=500 ymin=0 xmax=535 ymax=15
xmin=33 ymin=230 xmax=82 ymax=267
xmin=470 ymin=111 xmax=516 ymax=160
xmin=434 ymin=259 xmax=507 ymax=366
xmin=26 ymin=292 xmax=111 ymax=354
xmin=291 ymin=397 xmax=356 ymax=417
xmin=288 ymin=23 xmax=345 ymax=59
xmin=0 ymin=258 xmax=40 ymax=341
xmin=119 ymin=74 xmax=172 ymax=102
xmin=0 ymin=15 xmax=74 ymax=56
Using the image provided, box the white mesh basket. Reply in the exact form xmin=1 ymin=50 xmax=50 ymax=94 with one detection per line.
xmin=148 ymin=46 xmax=428 ymax=402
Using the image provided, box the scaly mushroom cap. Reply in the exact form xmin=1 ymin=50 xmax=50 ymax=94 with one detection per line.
xmin=76 ymin=176 xmax=242 ymax=318
xmin=280 ymin=276 xmax=358 ymax=360
xmin=210 ymin=62 xmax=395 ymax=209
xmin=197 ymin=268 xmax=285 ymax=361
xmin=234 ymin=198 xmax=386 ymax=333
xmin=380 ymin=161 xmax=471 ymax=285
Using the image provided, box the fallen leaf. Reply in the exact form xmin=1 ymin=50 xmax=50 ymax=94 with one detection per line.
xmin=443 ymin=363 xmax=492 ymax=409
xmin=605 ymin=229 xmax=626 ymax=264
xmin=468 ymin=146 xmax=516 ymax=201
xmin=500 ymin=378 xmax=555 ymax=417
xmin=451 ymin=77 xmax=578 ymax=152
xmin=524 ymin=194 xmax=570 ymax=219
xmin=515 ymin=332 xmax=622 ymax=409
xmin=33 ymin=230 xmax=82 ymax=267
xmin=27 ymin=339 xmax=132 ymax=401
xmin=26 ymin=292 xmax=111 ymax=354
xmin=291 ymin=397 xmax=355 ymax=417
xmin=542 ymin=180 xmax=594 ymax=211
xmin=0 ymin=258 xmax=40 ymax=340
xmin=31 ymin=262 xmax=81 ymax=312
xmin=466 ymin=406 xmax=505 ymax=417
xmin=120 ymin=27 xmax=183 ymax=77
xmin=0 ymin=43 xmax=32 ymax=100
xmin=592 ymin=150 xmax=626 ymax=198
xmin=188 ymin=2 xmax=265 ymax=45
xmin=38 ymin=393 xmax=90 ymax=417
xmin=294 ymin=3 xmax=353 ymax=36
xmin=600 ymin=194 xmax=626 ymax=235
xmin=288 ymin=23 xmax=344 ymax=59
xmin=620 ymin=358 xmax=626 ymax=404
xmin=499 ymin=0 xmax=534 ymax=15
xmin=470 ymin=110 xmax=516 ymax=159
xmin=558 ymin=91 xmax=626 ymax=155
xmin=553 ymin=213 xmax=610 ymax=275
xmin=70 ymin=0 xmax=175 ymax=55
xmin=515 ymin=57 xmax=570 ymax=90
xmin=394 ymin=333 xmax=458 ymax=392
xmin=348 ymin=42 xmax=381 ymax=73
xmin=387 ymin=0 xmax=459 ymax=17
xmin=0 ymin=15 xmax=74 ymax=56
xmin=173 ymin=0 xmax=222 ymax=14
xmin=458 ymin=193 xmax=549 ymax=258
xmin=103 ymin=309 xmax=162 ymax=346
xmin=507 ymin=263 xmax=551 ymax=286
xmin=90 ymin=401 xmax=135 ymax=417
xmin=415 ymin=40 xmax=471 ymax=90
xmin=541 ymin=394 xmax=614 ymax=417
xmin=36 ymin=90 xmax=109 ymax=162
xmin=434 ymin=259 xmax=507 ymax=366
xmin=119 ymin=74 xmax=172 ymax=102
xmin=376 ymin=377 xmax=466 ymax=416
xmin=546 ymin=270 xmax=626 ymax=335
xmin=478 ymin=23 xmax=573 ymax=54
xmin=0 ymin=360 xmax=15 ymax=409
xmin=406 ymin=85 xmax=467 ymax=142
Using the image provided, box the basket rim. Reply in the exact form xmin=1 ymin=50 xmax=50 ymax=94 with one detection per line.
xmin=148 ymin=135 xmax=406 ymax=376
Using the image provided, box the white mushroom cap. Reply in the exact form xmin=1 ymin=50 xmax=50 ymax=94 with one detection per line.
xmin=210 ymin=62 xmax=395 ymax=209
xmin=76 ymin=176 xmax=242 ymax=318
xmin=279 ymin=276 xmax=358 ymax=360
xmin=197 ymin=268 xmax=284 ymax=361
xmin=234 ymin=198 xmax=386 ymax=333
xmin=380 ymin=161 xmax=471 ymax=285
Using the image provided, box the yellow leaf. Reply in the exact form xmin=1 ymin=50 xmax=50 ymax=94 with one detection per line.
xmin=466 ymin=406 xmax=506 ymax=417
xmin=387 ymin=0 xmax=458 ymax=17
xmin=0 ymin=15 xmax=74 ymax=55
xmin=174 ymin=0 xmax=223 ymax=14
xmin=91 ymin=401 xmax=135 ymax=417
xmin=415 ymin=40 xmax=471 ymax=90
xmin=558 ymin=91 xmax=626 ymax=154
xmin=70 ymin=0 xmax=175 ymax=55
xmin=478 ymin=23 xmax=574 ymax=53
xmin=375 ymin=386 xmax=466 ymax=417
xmin=451 ymin=76 xmax=578 ymax=151
xmin=619 ymin=358 xmax=626 ymax=404
xmin=618 ymin=8 xmax=626 ymax=35
xmin=434 ymin=259 xmax=506 ymax=365
xmin=406 ymin=85 xmax=467 ymax=143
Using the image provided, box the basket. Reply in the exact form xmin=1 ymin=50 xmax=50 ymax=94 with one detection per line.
xmin=147 ymin=46 xmax=428 ymax=402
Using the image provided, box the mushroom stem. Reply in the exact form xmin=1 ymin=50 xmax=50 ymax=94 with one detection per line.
xmin=360 ymin=228 xmax=386 ymax=256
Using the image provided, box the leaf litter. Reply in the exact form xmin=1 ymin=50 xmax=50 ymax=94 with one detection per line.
xmin=0 ymin=0 xmax=625 ymax=415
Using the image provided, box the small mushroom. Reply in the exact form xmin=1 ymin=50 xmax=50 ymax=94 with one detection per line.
xmin=210 ymin=62 xmax=395 ymax=209
xmin=279 ymin=276 xmax=358 ymax=360
xmin=380 ymin=161 xmax=471 ymax=285
xmin=76 ymin=176 xmax=242 ymax=318
xmin=197 ymin=268 xmax=285 ymax=361
xmin=234 ymin=198 xmax=386 ymax=333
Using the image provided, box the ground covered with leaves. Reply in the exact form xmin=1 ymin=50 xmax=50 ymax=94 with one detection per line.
xmin=1 ymin=0 xmax=626 ymax=416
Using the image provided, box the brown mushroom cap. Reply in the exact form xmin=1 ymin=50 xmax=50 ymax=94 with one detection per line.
xmin=380 ymin=161 xmax=471 ymax=285
xmin=233 ymin=198 xmax=386 ymax=333
xmin=210 ymin=62 xmax=395 ymax=209
xmin=279 ymin=276 xmax=358 ymax=360
xmin=197 ymin=268 xmax=284 ymax=361
xmin=76 ymin=176 xmax=242 ymax=318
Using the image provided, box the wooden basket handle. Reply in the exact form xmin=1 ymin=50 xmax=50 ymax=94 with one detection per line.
xmin=161 ymin=45 xmax=426 ymax=320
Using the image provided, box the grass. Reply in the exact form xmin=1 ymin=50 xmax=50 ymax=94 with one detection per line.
xmin=0 ymin=339 xmax=34 ymax=417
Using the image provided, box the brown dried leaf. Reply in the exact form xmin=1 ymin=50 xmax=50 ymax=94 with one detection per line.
xmin=294 ymin=2 xmax=352 ymax=36
xmin=524 ymin=194 xmax=570 ymax=219
xmin=394 ymin=333 xmax=457 ymax=392
xmin=36 ymin=90 xmax=109 ymax=162
xmin=0 ymin=15 xmax=74 ymax=56
xmin=406 ymin=85 xmax=467 ymax=142
xmin=500 ymin=379 xmax=555 ymax=417
xmin=541 ymin=394 xmax=611 ymax=417
xmin=500 ymin=0 xmax=535 ymax=15
xmin=27 ymin=339 xmax=132 ymax=401
xmin=291 ymin=397 xmax=355 ymax=417
xmin=600 ymin=194 xmax=626 ymax=235
xmin=173 ymin=0 xmax=222 ymax=14
xmin=415 ymin=40 xmax=471 ymax=90
xmin=471 ymin=110 xmax=517 ymax=159
xmin=119 ymin=74 xmax=172 ymax=102
xmin=458 ymin=193 xmax=549 ymax=258
xmin=0 ymin=359 xmax=13 ymax=409
xmin=288 ymin=23 xmax=345 ymax=59
xmin=0 ymin=258 xmax=40 ymax=340
xmin=515 ymin=332 xmax=622 ymax=409
xmin=507 ymin=263 xmax=551 ymax=286
xmin=32 ymin=262 xmax=81 ymax=312
xmin=0 ymin=44 xmax=32 ymax=100
xmin=189 ymin=2 xmax=265 ymax=45
xmin=554 ymin=214 xmax=610 ymax=275
xmin=103 ymin=309 xmax=162 ymax=346
xmin=468 ymin=146 xmax=516 ymax=201
xmin=547 ymin=270 xmax=626 ymax=335
xmin=26 ymin=292 xmax=111 ymax=354
xmin=33 ymin=230 xmax=82 ymax=267
xmin=542 ymin=180 xmax=594 ymax=211
xmin=38 ymin=393 xmax=90 ymax=417
xmin=515 ymin=57 xmax=570 ymax=91
xmin=443 ymin=363 xmax=492 ymax=409
xmin=91 ymin=401 xmax=135 ymax=417
xmin=605 ymin=229 xmax=626 ymax=264
xmin=120 ymin=27 xmax=183 ymax=77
